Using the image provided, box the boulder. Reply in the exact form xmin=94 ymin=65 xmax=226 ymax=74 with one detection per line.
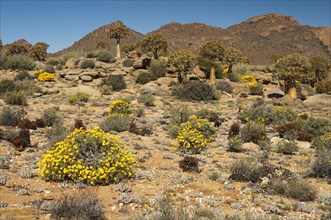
xmin=133 ymin=55 xmax=151 ymax=69
xmin=112 ymin=70 xmax=127 ymax=76
xmin=65 ymin=58 xmax=79 ymax=69
xmin=80 ymin=75 xmax=93 ymax=82
xmin=192 ymin=66 xmax=206 ymax=78
xmin=127 ymin=50 xmax=140 ymax=59
xmin=35 ymin=61 xmax=46 ymax=70
xmin=141 ymin=82 xmax=170 ymax=96
xmin=79 ymin=71 xmax=99 ymax=78
xmin=64 ymin=74 xmax=79 ymax=81
xmin=157 ymin=77 xmax=176 ymax=87
xmin=43 ymin=88 xmax=60 ymax=95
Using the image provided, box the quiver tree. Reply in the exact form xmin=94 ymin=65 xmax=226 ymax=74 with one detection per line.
xmin=274 ymin=54 xmax=311 ymax=99
xmin=6 ymin=41 xmax=30 ymax=56
xmin=107 ymin=21 xmax=129 ymax=60
xmin=309 ymin=56 xmax=331 ymax=83
xmin=29 ymin=42 xmax=49 ymax=61
xmin=199 ymin=40 xmax=225 ymax=85
xmin=223 ymin=47 xmax=245 ymax=73
xmin=169 ymin=49 xmax=196 ymax=83
xmin=96 ymin=41 xmax=109 ymax=49
xmin=140 ymin=32 xmax=167 ymax=59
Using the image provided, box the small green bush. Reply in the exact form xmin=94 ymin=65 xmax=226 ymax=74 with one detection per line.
xmin=50 ymin=191 xmax=106 ymax=220
xmin=228 ymin=122 xmax=240 ymax=138
xmin=43 ymin=64 xmax=55 ymax=73
xmin=248 ymin=82 xmax=264 ymax=95
xmin=315 ymin=81 xmax=331 ymax=94
xmin=80 ymin=60 xmax=95 ymax=69
xmin=122 ymin=59 xmax=134 ymax=67
xmin=227 ymin=135 xmax=244 ymax=152
xmin=227 ymin=72 xmax=240 ymax=82
xmin=14 ymin=71 xmax=34 ymax=81
xmin=0 ymin=79 xmax=18 ymax=96
xmin=287 ymin=181 xmax=317 ymax=201
xmin=67 ymin=92 xmax=89 ymax=104
xmin=197 ymin=57 xmax=224 ymax=79
xmin=215 ymin=80 xmax=233 ymax=93
xmin=240 ymin=122 xmax=266 ymax=144
xmin=136 ymin=71 xmax=151 ymax=85
xmin=3 ymin=54 xmax=35 ymax=70
xmin=137 ymin=93 xmax=155 ymax=106
xmin=41 ymin=107 xmax=63 ymax=127
xmin=179 ymin=156 xmax=199 ymax=172
xmin=3 ymin=91 xmax=27 ymax=105
xmin=0 ymin=107 xmax=21 ymax=126
xmin=94 ymin=49 xmax=115 ymax=63
xmin=101 ymin=75 xmax=126 ymax=91
xmin=173 ymin=81 xmax=218 ymax=101
xmin=100 ymin=115 xmax=131 ymax=132
xmin=233 ymin=63 xmax=249 ymax=76
xmin=277 ymin=140 xmax=298 ymax=155
xmin=46 ymin=123 xmax=70 ymax=147
xmin=148 ymin=59 xmax=167 ymax=80
xmin=46 ymin=58 xmax=60 ymax=66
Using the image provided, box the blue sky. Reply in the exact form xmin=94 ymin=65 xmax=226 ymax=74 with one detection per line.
xmin=1 ymin=0 xmax=330 ymax=53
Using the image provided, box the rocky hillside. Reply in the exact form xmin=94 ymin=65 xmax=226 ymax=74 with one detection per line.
xmin=45 ymin=14 xmax=331 ymax=64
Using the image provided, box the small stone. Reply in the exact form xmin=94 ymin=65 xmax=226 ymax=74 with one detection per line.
xmin=230 ymin=202 xmax=242 ymax=210
xmin=80 ymin=75 xmax=93 ymax=82
xmin=42 ymin=195 xmax=54 ymax=201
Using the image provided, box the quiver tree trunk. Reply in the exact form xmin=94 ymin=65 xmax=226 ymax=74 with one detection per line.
xmin=210 ymin=64 xmax=216 ymax=86
xmin=116 ymin=39 xmax=121 ymax=60
xmin=284 ymin=77 xmax=297 ymax=99
xmin=228 ymin=64 xmax=233 ymax=73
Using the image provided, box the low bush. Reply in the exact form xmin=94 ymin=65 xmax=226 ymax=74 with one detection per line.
xmin=100 ymin=115 xmax=131 ymax=132
xmin=11 ymin=128 xmax=31 ymax=151
xmin=227 ymin=135 xmax=244 ymax=152
xmin=228 ymin=122 xmax=240 ymax=138
xmin=0 ymin=107 xmax=21 ymax=126
xmin=173 ymin=81 xmax=218 ymax=101
xmin=94 ymin=49 xmax=115 ymax=63
xmin=287 ymin=181 xmax=317 ymax=201
xmin=3 ymin=91 xmax=27 ymax=105
xmin=233 ymin=63 xmax=249 ymax=76
xmin=101 ymin=75 xmax=126 ymax=91
xmin=38 ymin=127 xmax=136 ymax=185
xmin=276 ymin=140 xmax=298 ymax=155
xmin=311 ymin=132 xmax=331 ymax=178
xmin=248 ymin=82 xmax=264 ymax=95
xmin=14 ymin=71 xmax=34 ymax=81
xmin=195 ymin=109 xmax=222 ymax=126
xmin=227 ymin=72 xmax=240 ymax=82
xmin=67 ymin=92 xmax=89 ymax=104
xmin=137 ymin=93 xmax=155 ymax=106
xmin=135 ymin=71 xmax=151 ymax=85
xmin=3 ymin=54 xmax=35 ymax=70
xmin=122 ymin=59 xmax=134 ymax=67
xmin=46 ymin=58 xmax=60 ymax=66
xmin=315 ymin=81 xmax=331 ymax=94
xmin=109 ymin=99 xmax=131 ymax=115
xmin=197 ymin=57 xmax=224 ymax=79
xmin=46 ymin=123 xmax=70 ymax=147
xmin=50 ymin=191 xmax=106 ymax=220
xmin=240 ymin=122 xmax=266 ymax=144
xmin=215 ymin=80 xmax=233 ymax=93
xmin=148 ymin=59 xmax=167 ymax=80
xmin=79 ymin=60 xmax=95 ymax=69
xmin=41 ymin=107 xmax=63 ymax=127
xmin=179 ymin=156 xmax=199 ymax=172
xmin=43 ymin=64 xmax=55 ymax=73
xmin=0 ymin=79 xmax=18 ymax=96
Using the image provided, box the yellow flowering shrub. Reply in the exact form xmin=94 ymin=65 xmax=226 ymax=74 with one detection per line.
xmin=37 ymin=72 xmax=55 ymax=82
xmin=247 ymin=81 xmax=263 ymax=95
xmin=175 ymin=116 xmax=216 ymax=154
xmin=34 ymin=70 xmax=42 ymax=75
xmin=241 ymin=75 xmax=256 ymax=83
xmin=38 ymin=127 xmax=135 ymax=185
xmin=223 ymin=67 xmax=229 ymax=74
xmin=110 ymin=99 xmax=131 ymax=115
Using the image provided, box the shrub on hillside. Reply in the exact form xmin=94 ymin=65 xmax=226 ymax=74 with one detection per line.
xmin=101 ymin=75 xmax=126 ymax=91
xmin=67 ymin=92 xmax=89 ymax=104
xmin=228 ymin=122 xmax=240 ymax=138
xmin=3 ymin=54 xmax=35 ymax=70
xmin=215 ymin=80 xmax=233 ymax=93
xmin=173 ymin=81 xmax=218 ymax=101
xmin=227 ymin=135 xmax=244 ymax=152
xmin=240 ymin=122 xmax=266 ymax=144
xmin=43 ymin=64 xmax=55 ymax=73
xmin=136 ymin=71 xmax=151 ymax=84
xmin=38 ymin=127 xmax=135 ymax=185
xmin=233 ymin=63 xmax=249 ymax=76
xmin=41 ymin=107 xmax=63 ymax=127
xmin=276 ymin=140 xmax=298 ymax=155
xmin=0 ymin=79 xmax=18 ymax=96
xmin=0 ymin=107 xmax=21 ymax=126
xmin=94 ymin=49 xmax=115 ymax=63
xmin=3 ymin=91 xmax=27 ymax=105
xmin=179 ymin=156 xmax=199 ymax=172
xmin=122 ymin=59 xmax=134 ymax=67
xmin=137 ymin=93 xmax=155 ymax=106
xmin=287 ymin=181 xmax=317 ymax=201
xmin=247 ymin=81 xmax=264 ymax=95
xmin=315 ymin=81 xmax=331 ymax=94
xmin=100 ymin=115 xmax=131 ymax=132
xmin=148 ymin=59 xmax=167 ymax=80
xmin=50 ymin=191 xmax=106 ymax=220
xmin=109 ymin=99 xmax=131 ymax=115
xmin=14 ymin=71 xmax=34 ymax=81
xmin=80 ymin=60 xmax=95 ymax=69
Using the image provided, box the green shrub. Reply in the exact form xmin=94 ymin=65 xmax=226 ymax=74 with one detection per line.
xmin=41 ymin=107 xmax=63 ymax=127
xmin=137 ymin=93 xmax=155 ymax=106
xmin=173 ymin=81 xmax=218 ymax=101
xmin=43 ymin=64 xmax=55 ymax=73
xmin=227 ymin=135 xmax=244 ymax=152
xmin=148 ymin=59 xmax=167 ymax=80
xmin=46 ymin=58 xmax=60 ymax=66
xmin=14 ymin=71 xmax=34 ymax=81
xmin=3 ymin=54 xmax=35 ymax=70
xmin=136 ymin=71 xmax=151 ymax=84
xmin=100 ymin=115 xmax=131 ymax=132
xmin=230 ymin=159 xmax=274 ymax=183
xmin=109 ymin=99 xmax=131 ymax=115
xmin=122 ymin=59 xmax=134 ymax=67
xmin=312 ymin=132 xmax=331 ymax=152
xmin=50 ymin=191 xmax=106 ymax=220
xmin=233 ymin=63 xmax=249 ymax=76
xmin=197 ymin=57 xmax=224 ymax=79
xmin=101 ymin=75 xmax=126 ymax=91
xmin=3 ymin=91 xmax=27 ymax=105
xmin=12 ymin=128 xmax=31 ymax=151
xmin=46 ymin=123 xmax=70 ymax=147
xmin=240 ymin=122 xmax=266 ymax=144
xmin=277 ymin=140 xmax=298 ymax=155
xmin=312 ymin=153 xmax=331 ymax=178
xmin=248 ymin=82 xmax=264 ymax=95
xmin=0 ymin=79 xmax=18 ymax=96
xmin=80 ymin=60 xmax=95 ymax=69
xmin=287 ymin=181 xmax=317 ymax=201
xmin=315 ymin=81 xmax=331 ymax=94
xmin=94 ymin=49 xmax=115 ymax=63
xmin=227 ymin=72 xmax=240 ymax=82
xmin=295 ymin=117 xmax=331 ymax=137
xmin=38 ymin=127 xmax=135 ymax=185
xmin=0 ymin=107 xmax=21 ymax=126
xmin=228 ymin=122 xmax=240 ymax=138
xmin=179 ymin=156 xmax=199 ymax=172
xmin=215 ymin=80 xmax=233 ymax=93
xmin=67 ymin=92 xmax=89 ymax=104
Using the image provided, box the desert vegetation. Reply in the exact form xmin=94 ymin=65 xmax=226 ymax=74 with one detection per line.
xmin=0 ymin=22 xmax=331 ymax=220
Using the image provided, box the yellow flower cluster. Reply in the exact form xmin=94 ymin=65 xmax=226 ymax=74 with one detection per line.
xmin=37 ymin=127 xmax=135 ymax=185
xmin=110 ymin=99 xmax=131 ymax=115
xmin=37 ymin=72 xmax=55 ymax=82
xmin=33 ymin=70 xmax=42 ymax=75
xmin=223 ymin=67 xmax=229 ymax=74
xmin=246 ymin=81 xmax=258 ymax=89
xmin=241 ymin=75 xmax=256 ymax=83
xmin=175 ymin=115 xmax=216 ymax=154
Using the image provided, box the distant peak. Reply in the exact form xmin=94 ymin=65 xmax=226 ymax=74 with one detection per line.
xmin=245 ymin=13 xmax=299 ymax=25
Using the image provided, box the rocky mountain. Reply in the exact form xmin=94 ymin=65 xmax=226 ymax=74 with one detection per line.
xmin=57 ymin=14 xmax=331 ymax=64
